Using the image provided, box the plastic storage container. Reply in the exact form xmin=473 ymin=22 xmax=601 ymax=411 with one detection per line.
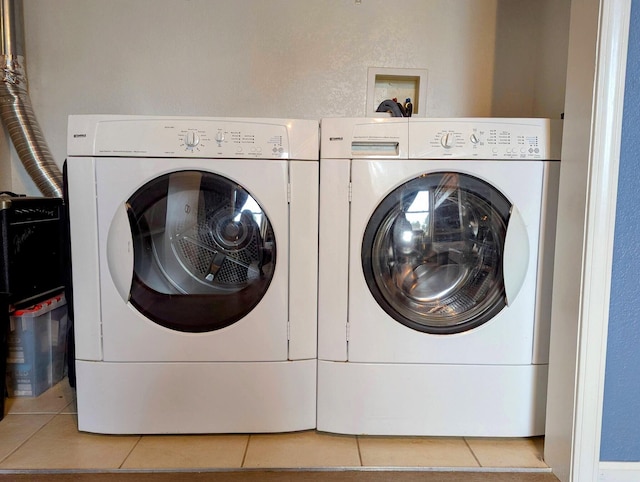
xmin=6 ymin=293 xmax=68 ymax=397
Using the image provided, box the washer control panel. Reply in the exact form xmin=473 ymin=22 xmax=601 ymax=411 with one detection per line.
xmin=89 ymin=119 xmax=289 ymax=158
xmin=409 ymin=119 xmax=551 ymax=159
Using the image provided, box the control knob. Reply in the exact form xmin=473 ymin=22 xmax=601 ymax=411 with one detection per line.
xmin=184 ymin=131 xmax=200 ymax=148
xmin=440 ymin=132 xmax=456 ymax=149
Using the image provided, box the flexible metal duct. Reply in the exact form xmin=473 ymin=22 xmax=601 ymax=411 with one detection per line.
xmin=0 ymin=0 xmax=62 ymax=197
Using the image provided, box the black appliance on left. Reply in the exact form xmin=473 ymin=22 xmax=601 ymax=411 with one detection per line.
xmin=0 ymin=193 xmax=65 ymax=420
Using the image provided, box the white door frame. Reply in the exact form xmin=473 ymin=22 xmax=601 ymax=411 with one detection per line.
xmin=544 ymin=0 xmax=632 ymax=481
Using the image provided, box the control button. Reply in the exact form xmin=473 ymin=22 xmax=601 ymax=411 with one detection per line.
xmin=184 ymin=131 xmax=200 ymax=148
xmin=470 ymin=133 xmax=480 ymax=144
xmin=215 ymin=131 xmax=225 ymax=143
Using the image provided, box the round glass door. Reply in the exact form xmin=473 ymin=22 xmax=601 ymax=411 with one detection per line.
xmin=125 ymin=170 xmax=276 ymax=332
xmin=362 ymin=172 xmax=512 ymax=334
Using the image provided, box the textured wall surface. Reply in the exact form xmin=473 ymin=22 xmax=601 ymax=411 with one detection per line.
xmin=0 ymin=0 xmax=570 ymax=195
xmin=601 ymin=0 xmax=640 ymax=462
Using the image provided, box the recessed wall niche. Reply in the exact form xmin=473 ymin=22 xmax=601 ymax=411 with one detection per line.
xmin=367 ymin=67 xmax=428 ymax=117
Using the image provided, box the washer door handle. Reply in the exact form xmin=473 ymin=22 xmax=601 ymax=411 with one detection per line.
xmin=107 ymin=203 xmax=134 ymax=302
xmin=503 ymin=205 xmax=530 ymax=306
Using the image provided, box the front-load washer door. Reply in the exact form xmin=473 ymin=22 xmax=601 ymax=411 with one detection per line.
xmin=362 ymin=172 xmax=512 ymax=334
xmin=347 ymin=159 xmax=543 ymax=365
xmin=96 ymin=157 xmax=289 ymax=362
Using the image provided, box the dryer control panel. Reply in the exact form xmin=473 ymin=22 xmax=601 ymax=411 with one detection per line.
xmin=173 ymin=123 xmax=287 ymax=157
xmin=409 ymin=118 xmax=562 ymax=160
xmin=67 ymin=115 xmax=319 ymax=160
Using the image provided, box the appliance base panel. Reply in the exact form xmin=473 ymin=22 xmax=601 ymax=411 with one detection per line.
xmin=76 ymin=359 xmax=316 ymax=434
xmin=317 ymin=361 xmax=547 ymax=437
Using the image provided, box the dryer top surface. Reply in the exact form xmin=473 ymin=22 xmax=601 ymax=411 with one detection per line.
xmin=67 ymin=115 xmax=319 ymax=161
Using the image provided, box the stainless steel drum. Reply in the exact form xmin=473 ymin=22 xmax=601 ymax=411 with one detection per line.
xmin=362 ymin=172 xmax=512 ymax=334
xmin=126 ymin=170 xmax=276 ymax=332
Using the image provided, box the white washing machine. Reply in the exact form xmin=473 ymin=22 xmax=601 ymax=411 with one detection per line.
xmin=66 ymin=115 xmax=319 ymax=434
xmin=317 ymin=117 xmax=561 ymax=436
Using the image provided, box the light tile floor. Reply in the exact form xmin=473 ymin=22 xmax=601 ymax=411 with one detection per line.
xmin=0 ymin=380 xmax=548 ymax=472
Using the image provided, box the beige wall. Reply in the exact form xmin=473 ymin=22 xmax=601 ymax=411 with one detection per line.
xmin=2 ymin=0 xmax=569 ymax=195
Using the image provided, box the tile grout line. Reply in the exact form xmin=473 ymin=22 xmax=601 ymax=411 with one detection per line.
xmin=240 ymin=434 xmax=251 ymax=467
xmin=118 ymin=434 xmax=143 ymax=470
xmin=355 ymin=435 xmax=364 ymax=467
xmin=463 ymin=437 xmax=483 ymax=468
xmin=0 ymin=412 xmax=59 ymax=466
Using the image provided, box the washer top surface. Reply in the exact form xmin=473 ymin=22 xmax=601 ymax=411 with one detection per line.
xmin=409 ymin=118 xmax=562 ymax=160
xmin=67 ymin=115 xmax=319 ymax=160
xmin=320 ymin=117 xmax=562 ymax=160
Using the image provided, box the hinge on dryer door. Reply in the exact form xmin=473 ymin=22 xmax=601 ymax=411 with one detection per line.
xmin=287 ymin=321 xmax=291 ymax=360
xmin=348 ymin=182 xmax=352 ymax=203
xmin=345 ymin=322 xmax=350 ymax=359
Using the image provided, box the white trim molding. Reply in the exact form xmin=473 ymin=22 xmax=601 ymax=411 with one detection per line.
xmin=573 ymin=0 xmax=632 ymax=481
xmin=599 ymin=462 xmax=640 ymax=482
xmin=544 ymin=0 xmax=632 ymax=481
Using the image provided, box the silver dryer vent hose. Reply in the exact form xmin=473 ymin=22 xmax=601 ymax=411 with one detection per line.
xmin=0 ymin=0 xmax=62 ymax=198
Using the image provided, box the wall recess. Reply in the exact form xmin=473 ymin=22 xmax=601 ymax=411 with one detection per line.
xmin=367 ymin=67 xmax=428 ymax=117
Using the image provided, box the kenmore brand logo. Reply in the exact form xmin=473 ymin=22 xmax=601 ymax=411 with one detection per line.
xmin=329 ymin=137 xmax=343 ymax=141
xmin=73 ymin=133 xmax=87 ymax=138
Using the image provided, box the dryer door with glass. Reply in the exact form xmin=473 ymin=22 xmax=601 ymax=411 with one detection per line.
xmin=125 ymin=169 xmax=276 ymax=333
xmin=347 ymin=159 xmax=542 ymax=365
xmin=96 ymin=157 xmax=290 ymax=362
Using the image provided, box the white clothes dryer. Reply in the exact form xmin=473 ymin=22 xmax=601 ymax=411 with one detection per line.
xmin=317 ymin=117 xmax=561 ymax=436
xmin=67 ymin=115 xmax=319 ymax=434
